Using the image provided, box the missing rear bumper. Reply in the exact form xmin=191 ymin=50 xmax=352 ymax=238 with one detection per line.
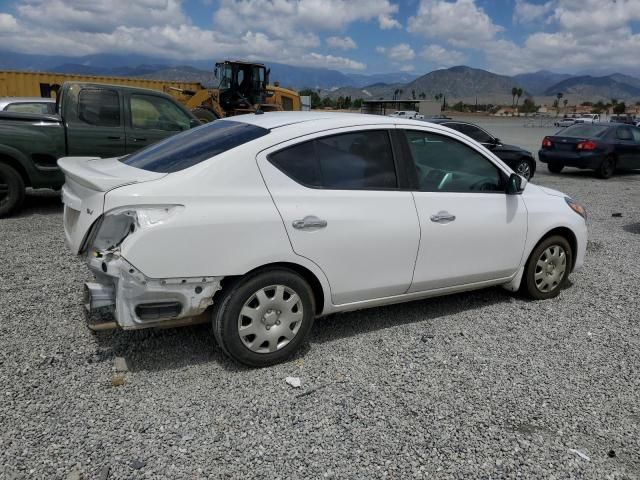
xmin=84 ymin=254 xmax=223 ymax=330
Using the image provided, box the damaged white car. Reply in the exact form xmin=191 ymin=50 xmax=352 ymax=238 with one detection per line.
xmin=60 ymin=112 xmax=587 ymax=367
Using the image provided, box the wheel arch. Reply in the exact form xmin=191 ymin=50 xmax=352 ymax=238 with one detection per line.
xmin=219 ymin=261 xmax=327 ymax=316
xmin=533 ymin=226 xmax=578 ymax=271
xmin=0 ymin=150 xmax=31 ymax=187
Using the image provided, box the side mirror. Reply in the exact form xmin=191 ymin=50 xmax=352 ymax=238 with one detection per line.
xmin=493 ymin=137 xmax=501 ymax=144
xmin=190 ymin=118 xmax=202 ymax=128
xmin=506 ymin=173 xmax=524 ymax=195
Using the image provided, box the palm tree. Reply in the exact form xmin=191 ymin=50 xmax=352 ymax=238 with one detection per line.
xmin=393 ymin=89 xmax=399 ymax=101
xmin=418 ymin=92 xmax=426 ymax=100
xmin=511 ymin=87 xmax=518 ymax=107
xmin=412 ymin=89 xmax=416 ymax=100
xmin=563 ymin=99 xmax=568 ymax=111
xmin=556 ymin=92 xmax=563 ymax=115
xmin=515 ymin=88 xmax=523 ymax=109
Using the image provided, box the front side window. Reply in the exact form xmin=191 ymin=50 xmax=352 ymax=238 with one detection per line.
xmin=130 ymin=94 xmax=191 ymax=131
xmin=120 ymin=120 xmax=269 ymax=173
xmin=631 ymin=127 xmax=640 ymax=143
xmin=404 ymin=130 xmax=503 ymax=193
xmin=78 ymin=88 xmax=120 ymax=127
xmin=269 ymin=130 xmax=397 ymax=190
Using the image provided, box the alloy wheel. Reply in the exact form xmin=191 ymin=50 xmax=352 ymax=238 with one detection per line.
xmin=516 ymin=161 xmax=531 ymax=179
xmin=534 ymin=245 xmax=567 ymax=293
xmin=237 ymin=284 xmax=304 ymax=353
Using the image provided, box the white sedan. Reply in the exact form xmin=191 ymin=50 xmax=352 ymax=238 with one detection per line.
xmin=59 ymin=112 xmax=587 ymax=367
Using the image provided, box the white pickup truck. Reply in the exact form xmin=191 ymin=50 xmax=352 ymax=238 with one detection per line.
xmin=388 ymin=110 xmax=424 ymax=120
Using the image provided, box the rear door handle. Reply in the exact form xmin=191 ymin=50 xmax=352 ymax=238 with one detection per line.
xmin=107 ymin=136 xmax=122 ymax=140
xmin=132 ymin=137 xmax=147 ymax=142
xmin=292 ymin=215 xmax=327 ymax=230
xmin=430 ymin=211 xmax=456 ymax=223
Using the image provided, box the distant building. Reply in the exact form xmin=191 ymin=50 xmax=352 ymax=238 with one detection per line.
xmin=361 ymin=99 xmax=440 ymax=116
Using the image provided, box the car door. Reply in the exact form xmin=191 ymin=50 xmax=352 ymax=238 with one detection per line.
xmin=257 ymin=127 xmax=420 ymax=305
xmin=400 ymin=128 xmax=527 ymax=292
xmin=614 ymin=126 xmax=636 ymax=169
xmin=125 ymin=93 xmax=193 ymax=153
xmin=65 ymin=87 xmax=126 ymax=158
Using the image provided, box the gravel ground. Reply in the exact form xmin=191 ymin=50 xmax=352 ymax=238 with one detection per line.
xmin=1 ymin=128 xmax=639 ymax=479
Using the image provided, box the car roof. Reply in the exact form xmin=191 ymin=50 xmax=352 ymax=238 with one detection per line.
xmin=227 ymin=111 xmax=399 ymax=130
xmin=0 ymin=97 xmax=55 ymax=103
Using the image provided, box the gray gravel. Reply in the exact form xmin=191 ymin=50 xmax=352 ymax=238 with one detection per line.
xmin=1 ymin=132 xmax=640 ymax=479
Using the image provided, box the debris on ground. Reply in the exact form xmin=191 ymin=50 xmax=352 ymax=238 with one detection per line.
xmin=114 ymin=356 xmax=129 ymax=372
xmin=111 ymin=374 xmax=125 ymax=387
xmin=568 ymin=448 xmax=590 ymax=461
xmin=285 ymin=376 xmax=301 ymax=388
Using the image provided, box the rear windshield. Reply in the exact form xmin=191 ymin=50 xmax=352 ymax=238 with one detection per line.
xmin=120 ymin=120 xmax=269 ymax=173
xmin=559 ymin=124 xmax=609 ymax=138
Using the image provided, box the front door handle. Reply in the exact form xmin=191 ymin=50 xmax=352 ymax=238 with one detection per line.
xmin=292 ymin=215 xmax=327 ymax=230
xmin=430 ymin=211 xmax=456 ymax=223
xmin=132 ymin=137 xmax=147 ymax=142
xmin=107 ymin=136 xmax=122 ymax=140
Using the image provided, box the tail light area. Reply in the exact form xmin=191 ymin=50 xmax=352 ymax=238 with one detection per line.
xmin=577 ymin=140 xmax=597 ymax=151
xmin=542 ymin=137 xmax=553 ymax=149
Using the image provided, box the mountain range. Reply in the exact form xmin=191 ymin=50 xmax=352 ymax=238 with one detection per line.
xmin=1 ymin=50 xmax=640 ymax=103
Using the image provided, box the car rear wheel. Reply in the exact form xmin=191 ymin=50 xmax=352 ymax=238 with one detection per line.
xmin=547 ymin=162 xmax=564 ymax=174
xmin=0 ymin=163 xmax=25 ymax=218
xmin=514 ymin=159 xmax=533 ymax=179
xmin=212 ymin=268 xmax=315 ymax=367
xmin=522 ymin=235 xmax=572 ymax=300
xmin=596 ymin=156 xmax=615 ymax=179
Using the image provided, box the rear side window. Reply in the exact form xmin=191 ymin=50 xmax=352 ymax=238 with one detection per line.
xmin=560 ymin=124 xmax=609 ymax=138
xmin=269 ymin=130 xmax=397 ymax=190
xmin=616 ymin=127 xmax=633 ymax=140
xmin=78 ymin=88 xmax=120 ymax=127
xmin=120 ymin=120 xmax=269 ymax=173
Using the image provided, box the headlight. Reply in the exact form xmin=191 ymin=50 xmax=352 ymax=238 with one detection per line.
xmin=91 ymin=205 xmax=183 ymax=253
xmin=565 ymin=197 xmax=586 ymax=220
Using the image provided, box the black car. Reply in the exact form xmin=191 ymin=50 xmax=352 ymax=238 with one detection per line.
xmin=426 ymin=119 xmax=536 ymax=179
xmin=538 ymin=123 xmax=640 ymax=178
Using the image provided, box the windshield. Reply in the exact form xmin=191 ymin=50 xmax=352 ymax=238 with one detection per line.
xmin=217 ymin=64 xmax=233 ymax=90
xmin=559 ymin=124 xmax=609 ymax=138
xmin=120 ymin=120 xmax=269 ymax=173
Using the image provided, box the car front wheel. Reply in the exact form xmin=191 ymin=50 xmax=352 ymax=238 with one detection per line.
xmin=212 ymin=268 xmax=315 ymax=367
xmin=522 ymin=235 xmax=572 ymax=300
xmin=514 ymin=159 xmax=533 ymax=179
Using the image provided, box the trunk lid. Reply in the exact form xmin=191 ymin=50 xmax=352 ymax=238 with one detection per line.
xmin=547 ymin=136 xmax=584 ymax=152
xmin=58 ymin=156 xmax=166 ymax=253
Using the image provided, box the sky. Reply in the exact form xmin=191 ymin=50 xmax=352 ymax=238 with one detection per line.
xmin=1 ymin=0 xmax=640 ymax=76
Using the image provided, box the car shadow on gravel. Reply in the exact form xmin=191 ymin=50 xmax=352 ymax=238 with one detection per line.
xmin=13 ymin=189 xmax=62 ymax=217
xmin=90 ymin=287 xmax=516 ymax=372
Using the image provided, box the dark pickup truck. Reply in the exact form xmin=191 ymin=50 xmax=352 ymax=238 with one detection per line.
xmin=0 ymin=82 xmax=200 ymax=216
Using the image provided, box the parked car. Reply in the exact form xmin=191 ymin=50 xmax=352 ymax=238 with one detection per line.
xmin=426 ymin=118 xmax=536 ymax=179
xmin=0 ymin=97 xmax=56 ymax=114
xmin=609 ymin=114 xmax=636 ymax=125
xmin=60 ymin=112 xmax=587 ymax=366
xmin=573 ymin=113 xmax=600 ymax=124
xmin=0 ymin=82 xmax=201 ymax=217
xmin=389 ymin=110 xmax=424 ymax=120
xmin=554 ymin=116 xmax=577 ymax=127
xmin=539 ymin=122 xmax=640 ymax=178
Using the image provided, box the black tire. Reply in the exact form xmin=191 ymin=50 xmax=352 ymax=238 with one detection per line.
xmin=521 ymin=235 xmax=573 ymax=300
xmin=0 ymin=163 xmax=25 ymax=218
xmin=191 ymin=107 xmax=219 ymax=123
xmin=514 ymin=158 xmax=534 ymax=179
xmin=547 ymin=162 xmax=564 ymax=174
xmin=596 ymin=156 xmax=615 ymax=179
xmin=212 ymin=268 xmax=315 ymax=367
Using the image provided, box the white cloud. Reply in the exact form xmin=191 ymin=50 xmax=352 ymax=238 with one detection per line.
xmin=214 ymin=0 xmax=399 ymax=36
xmin=376 ymin=43 xmax=415 ymax=62
xmin=0 ymin=13 xmax=19 ymax=32
xmin=301 ymin=52 xmax=366 ymax=70
xmin=550 ymin=0 xmax=640 ymax=34
xmin=513 ymin=0 xmax=554 ymax=24
xmin=326 ymin=36 xmax=357 ymax=50
xmin=421 ymin=44 xmax=467 ymax=66
xmin=399 ymin=65 xmax=415 ymax=72
xmin=378 ymin=14 xmax=401 ymax=29
xmin=407 ymin=0 xmax=502 ymax=47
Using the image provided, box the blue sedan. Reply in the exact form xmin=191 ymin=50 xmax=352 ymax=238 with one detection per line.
xmin=539 ymin=123 xmax=640 ymax=178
